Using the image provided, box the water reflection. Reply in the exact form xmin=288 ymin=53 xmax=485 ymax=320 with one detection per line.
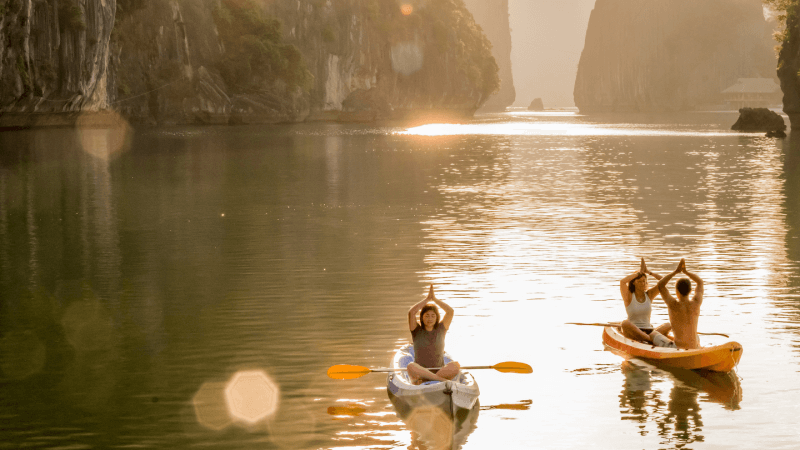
xmin=327 ymin=402 xmax=367 ymax=418
xmin=619 ymin=360 xmax=742 ymax=448
xmin=3 ymin=113 xmax=800 ymax=448
xmin=389 ymin=395 xmax=479 ymax=450
xmin=783 ymin=135 xmax=800 ymax=333
xmin=480 ymin=399 xmax=532 ymax=411
xmin=0 ymin=128 xmax=125 ymax=431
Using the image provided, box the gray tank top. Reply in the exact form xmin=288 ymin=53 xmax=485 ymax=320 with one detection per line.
xmin=411 ymin=323 xmax=446 ymax=368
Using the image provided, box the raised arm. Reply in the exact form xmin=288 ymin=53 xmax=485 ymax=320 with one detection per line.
xmin=656 ymin=259 xmax=683 ymax=307
xmin=641 ymin=258 xmax=663 ymax=300
xmin=430 ymin=291 xmax=455 ymax=330
xmin=408 ymin=285 xmax=435 ymax=331
xmin=682 ymin=265 xmax=704 ymax=305
xmin=620 ymin=272 xmax=640 ymax=305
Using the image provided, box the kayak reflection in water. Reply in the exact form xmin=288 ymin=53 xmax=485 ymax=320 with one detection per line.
xmin=620 ymin=258 xmax=674 ymax=347
xmin=407 ymin=285 xmax=460 ymax=384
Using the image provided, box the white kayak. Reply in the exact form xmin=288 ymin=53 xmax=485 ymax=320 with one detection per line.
xmin=386 ymin=344 xmax=480 ymax=417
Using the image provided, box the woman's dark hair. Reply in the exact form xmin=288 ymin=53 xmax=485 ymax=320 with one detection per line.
xmin=419 ymin=304 xmax=440 ymax=327
xmin=628 ymin=272 xmax=645 ymax=293
xmin=676 ymin=278 xmax=692 ymax=296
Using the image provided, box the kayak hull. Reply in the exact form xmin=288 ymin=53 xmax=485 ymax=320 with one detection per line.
xmin=602 ymin=326 xmax=742 ymax=372
xmin=386 ymin=344 xmax=479 ymax=418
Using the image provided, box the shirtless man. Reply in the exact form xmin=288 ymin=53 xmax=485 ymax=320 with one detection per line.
xmin=656 ymin=258 xmax=704 ymax=349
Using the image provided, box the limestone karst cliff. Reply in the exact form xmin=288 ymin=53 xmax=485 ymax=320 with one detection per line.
xmin=574 ymin=0 xmax=776 ymax=112
xmin=775 ymin=2 xmax=800 ymax=128
xmin=0 ymin=0 xmax=499 ymax=126
xmin=0 ymin=0 xmax=116 ymax=117
xmin=462 ymin=0 xmax=515 ymax=111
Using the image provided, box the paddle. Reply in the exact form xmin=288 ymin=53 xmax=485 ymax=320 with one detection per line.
xmin=565 ymin=322 xmax=730 ymax=338
xmin=327 ymin=362 xmax=533 ymax=380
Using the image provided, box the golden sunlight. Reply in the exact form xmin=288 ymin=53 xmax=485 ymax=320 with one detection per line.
xmin=398 ymin=121 xmax=744 ymax=138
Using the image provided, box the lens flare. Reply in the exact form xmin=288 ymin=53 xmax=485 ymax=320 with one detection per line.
xmin=193 ymin=382 xmax=232 ymax=430
xmin=401 ymin=4 xmax=413 ymax=15
xmin=75 ymin=111 xmax=131 ymax=161
xmin=391 ymin=39 xmax=424 ymax=76
xmin=224 ymin=370 xmax=280 ymax=423
xmin=61 ymin=295 xmax=115 ymax=352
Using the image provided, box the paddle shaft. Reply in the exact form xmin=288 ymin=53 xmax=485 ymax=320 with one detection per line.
xmin=327 ymin=361 xmax=532 ymax=379
xmin=566 ymin=322 xmax=730 ymax=338
xmin=366 ymin=365 xmax=494 ymax=373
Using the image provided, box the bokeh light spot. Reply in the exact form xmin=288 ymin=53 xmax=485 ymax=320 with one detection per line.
xmin=61 ymin=294 xmax=116 ymax=352
xmin=401 ymin=4 xmax=413 ymax=15
xmin=391 ymin=39 xmax=424 ymax=76
xmin=224 ymin=370 xmax=279 ymax=423
xmin=193 ymin=382 xmax=232 ymax=431
xmin=75 ymin=111 xmax=131 ymax=161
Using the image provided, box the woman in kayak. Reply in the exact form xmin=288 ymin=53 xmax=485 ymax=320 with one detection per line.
xmin=407 ymin=285 xmax=460 ymax=384
xmin=620 ymin=258 xmax=674 ymax=347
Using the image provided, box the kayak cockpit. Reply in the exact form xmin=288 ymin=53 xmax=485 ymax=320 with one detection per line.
xmin=392 ymin=344 xmax=471 ymax=386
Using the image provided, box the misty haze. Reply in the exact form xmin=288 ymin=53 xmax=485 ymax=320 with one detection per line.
xmin=1 ymin=1 xmax=800 ymax=449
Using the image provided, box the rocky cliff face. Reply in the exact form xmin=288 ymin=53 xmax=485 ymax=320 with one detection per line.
xmin=462 ymin=0 xmax=515 ymax=111
xmin=777 ymin=5 xmax=800 ymax=128
xmin=0 ymin=0 xmax=499 ymax=126
xmin=0 ymin=0 xmax=116 ymax=116
xmin=574 ymin=0 xmax=776 ymax=112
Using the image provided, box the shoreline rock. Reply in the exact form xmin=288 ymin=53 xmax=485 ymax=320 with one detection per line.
xmin=527 ymin=98 xmax=544 ymax=111
xmin=730 ymin=107 xmax=786 ymax=133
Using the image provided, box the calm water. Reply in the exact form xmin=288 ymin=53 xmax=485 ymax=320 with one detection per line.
xmin=1 ymin=110 xmax=800 ymax=449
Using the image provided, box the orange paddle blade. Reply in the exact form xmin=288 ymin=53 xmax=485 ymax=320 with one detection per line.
xmin=327 ymin=365 xmax=372 ymax=380
xmin=492 ymin=362 xmax=533 ymax=374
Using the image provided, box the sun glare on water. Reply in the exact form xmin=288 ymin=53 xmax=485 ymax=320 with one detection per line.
xmin=398 ymin=121 xmax=742 ymax=137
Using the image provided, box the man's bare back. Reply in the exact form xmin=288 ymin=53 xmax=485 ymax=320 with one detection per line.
xmin=656 ymin=259 xmax=704 ymax=350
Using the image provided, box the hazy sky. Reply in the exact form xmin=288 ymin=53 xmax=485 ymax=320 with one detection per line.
xmin=509 ymin=0 xmax=596 ymax=108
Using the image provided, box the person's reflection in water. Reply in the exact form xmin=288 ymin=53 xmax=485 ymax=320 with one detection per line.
xmin=405 ymin=404 xmax=479 ymax=450
xmin=619 ymin=361 xmax=662 ymax=436
xmin=659 ymin=382 xmax=703 ymax=446
xmin=619 ymin=358 xmax=743 ymax=446
xmin=390 ymin=395 xmax=479 ymax=450
xmin=619 ymin=361 xmax=702 ymax=447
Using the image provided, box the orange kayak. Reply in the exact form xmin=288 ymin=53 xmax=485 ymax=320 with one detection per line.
xmin=602 ymin=326 xmax=743 ymax=372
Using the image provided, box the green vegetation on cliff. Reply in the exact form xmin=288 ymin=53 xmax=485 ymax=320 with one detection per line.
xmin=765 ymin=0 xmax=798 ymax=70
xmin=213 ymin=0 xmax=312 ymax=93
xmin=764 ymin=0 xmax=796 ymax=43
xmin=375 ymin=0 xmax=500 ymax=101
